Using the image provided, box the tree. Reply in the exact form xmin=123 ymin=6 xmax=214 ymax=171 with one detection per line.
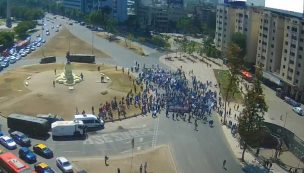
xmin=231 ymin=32 xmax=246 ymax=58
xmin=223 ymin=43 xmax=243 ymax=124
xmin=238 ymin=66 xmax=268 ymax=162
xmin=176 ymin=17 xmax=191 ymax=33
xmin=14 ymin=21 xmax=37 ymax=39
xmin=0 ymin=31 xmax=15 ymax=48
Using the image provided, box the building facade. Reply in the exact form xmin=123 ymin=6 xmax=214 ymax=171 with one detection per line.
xmin=63 ymin=0 xmax=128 ymax=22
xmin=214 ymin=3 xmax=261 ymax=64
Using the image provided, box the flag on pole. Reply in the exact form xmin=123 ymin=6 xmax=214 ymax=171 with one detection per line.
xmin=131 ymin=138 xmax=134 ymax=149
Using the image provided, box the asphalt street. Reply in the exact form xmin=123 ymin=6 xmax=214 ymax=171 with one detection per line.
xmin=0 ymin=14 xmax=244 ymax=173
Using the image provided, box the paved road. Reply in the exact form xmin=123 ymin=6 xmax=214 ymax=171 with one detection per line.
xmin=0 ymin=14 xmax=244 ymax=173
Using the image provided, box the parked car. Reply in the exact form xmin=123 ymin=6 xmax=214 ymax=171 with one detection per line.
xmin=10 ymin=131 xmax=31 ymax=146
xmin=33 ymin=144 xmax=53 ymax=158
xmin=0 ymin=65 xmax=3 ymax=72
xmin=9 ymin=56 xmax=16 ymax=64
xmin=292 ymin=107 xmax=304 ymax=116
xmin=1 ymin=61 xmax=9 ymax=68
xmin=56 ymin=157 xmax=73 ymax=173
xmin=0 ymin=136 xmax=17 ymax=150
xmin=46 ymin=32 xmax=50 ymax=36
xmin=34 ymin=162 xmax=55 ymax=173
xmin=19 ymin=147 xmax=37 ymax=163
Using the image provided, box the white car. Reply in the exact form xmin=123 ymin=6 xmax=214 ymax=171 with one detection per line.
xmin=0 ymin=136 xmax=17 ymax=150
xmin=56 ymin=157 xmax=73 ymax=173
xmin=292 ymin=107 xmax=304 ymax=116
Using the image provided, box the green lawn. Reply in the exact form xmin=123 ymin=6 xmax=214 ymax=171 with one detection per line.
xmin=214 ymin=69 xmax=243 ymax=103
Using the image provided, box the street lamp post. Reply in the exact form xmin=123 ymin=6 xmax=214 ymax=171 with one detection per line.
xmin=91 ymin=30 xmax=94 ymax=55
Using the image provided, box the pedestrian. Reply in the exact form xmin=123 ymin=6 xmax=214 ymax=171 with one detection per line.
xmin=117 ymin=168 xmax=120 ymax=173
xmin=98 ymin=66 xmax=100 ymax=71
xmin=140 ymin=164 xmax=143 ymax=173
xmin=92 ymin=106 xmax=95 ymax=115
xmin=53 ymin=80 xmax=55 ymax=87
xmin=115 ymin=65 xmax=117 ymax=71
xmin=194 ymin=119 xmax=198 ymax=131
xmin=105 ymin=155 xmax=109 ymax=166
xmin=54 ymin=68 xmax=56 ymax=75
xmin=223 ymin=160 xmax=226 ymax=169
xmin=80 ymin=73 xmax=84 ymax=80
xmin=144 ymin=162 xmax=147 ymax=173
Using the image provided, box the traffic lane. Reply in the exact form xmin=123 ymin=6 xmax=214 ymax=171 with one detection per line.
xmin=262 ymin=85 xmax=304 ymax=140
xmin=157 ymin=114 xmax=243 ymax=173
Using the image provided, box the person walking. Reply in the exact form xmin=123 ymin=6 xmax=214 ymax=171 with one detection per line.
xmin=54 ymin=68 xmax=56 ymax=75
xmin=140 ymin=164 xmax=143 ymax=173
xmin=144 ymin=162 xmax=147 ymax=173
xmin=222 ymin=160 xmax=226 ymax=169
xmin=104 ymin=155 xmax=109 ymax=166
xmin=117 ymin=168 xmax=120 ymax=173
xmin=194 ymin=118 xmax=198 ymax=131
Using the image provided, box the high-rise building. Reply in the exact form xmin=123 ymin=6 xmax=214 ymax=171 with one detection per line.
xmin=63 ymin=0 xmax=128 ymax=22
xmin=214 ymin=3 xmax=261 ymax=64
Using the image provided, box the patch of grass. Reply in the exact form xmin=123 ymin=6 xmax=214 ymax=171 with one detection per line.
xmin=214 ymin=69 xmax=243 ymax=103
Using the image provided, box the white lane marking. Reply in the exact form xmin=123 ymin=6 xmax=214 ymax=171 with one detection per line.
xmin=168 ymin=144 xmax=179 ymax=173
xmin=152 ymin=117 xmax=160 ymax=148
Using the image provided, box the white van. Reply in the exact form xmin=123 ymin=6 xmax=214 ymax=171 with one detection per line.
xmin=74 ymin=114 xmax=104 ymax=129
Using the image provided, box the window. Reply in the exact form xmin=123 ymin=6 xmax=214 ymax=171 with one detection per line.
xmin=284 ymin=57 xmax=287 ymax=61
xmin=283 ymin=65 xmax=286 ymax=69
xmin=282 ymin=73 xmax=285 ymax=76
xmin=289 ymin=60 xmax=294 ymax=64
xmin=290 ymin=52 xmax=295 ymax=56
xmin=270 ymin=59 xmax=273 ymax=62
xmin=271 ymin=52 xmax=273 ymax=55
xmin=291 ymin=44 xmax=296 ymax=48
xmin=292 ymin=27 xmax=297 ymax=32
xmin=287 ymin=26 xmax=290 ymax=29
xmin=299 ymin=55 xmax=302 ymax=59
xmin=295 ymin=79 xmax=299 ymax=84
xmin=284 ymin=49 xmax=288 ymax=53
xmin=259 ymin=40 xmax=261 ymax=43
xmin=300 ymin=47 xmax=303 ymax=51
xmin=296 ymin=71 xmax=300 ymax=75
xmin=300 ymin=38 xmax=304 ymax=42
xmin=298 ymin=63 xmax=301 ymax=67
xmin=271 ymin=44 xmax=274 ymax=48
xmin=287 ymin=76 xmax=292 ymax=80
xmin=288 ymin=68 xmax=294 ymax=72
xmin=285 ymin=41 xmax=288 ymax=45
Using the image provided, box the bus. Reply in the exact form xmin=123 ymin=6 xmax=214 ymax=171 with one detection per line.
xmin=7 ymin=114 xmax=50 ymax=136
xmin=0 ymin=152 xmax=32 ymax=173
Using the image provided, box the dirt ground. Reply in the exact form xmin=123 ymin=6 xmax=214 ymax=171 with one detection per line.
xmin=72 ymin=145 xmax=177 ymax=173
xmin=0 ymin=63 xmax=141 ymax=120
xmin=28 ymin=28 xmax=110 ymax=59
xmin=96 ymin=32 xmax=145 ymax=56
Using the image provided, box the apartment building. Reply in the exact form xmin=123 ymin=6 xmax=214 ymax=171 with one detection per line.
xmin=215 ymin=3 xmax=261 ymax=64
xmin=256 ymin=10 xmax=285 ymax=74
xmin=63 ymin=0 xmax=128 ymax=22
xmin=279 ymin=16 xmax=304 ymax=100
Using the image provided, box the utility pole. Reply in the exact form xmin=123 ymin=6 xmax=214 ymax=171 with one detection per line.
xmin=91 ymin=30 xmax=94 ymax=55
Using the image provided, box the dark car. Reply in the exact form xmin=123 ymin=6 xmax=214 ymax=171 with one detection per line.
xmin=33 ymin=144 xmax=53 ymax=159
xmin=19 ymin=147 xmax=37 ymax=163
xmin=34 ymin=162 xmax=55 ymax=173
xmin=0 ymin=65 xmax=3 ymax=71
xmin=10 ymin=131 xmax=31 ymax=146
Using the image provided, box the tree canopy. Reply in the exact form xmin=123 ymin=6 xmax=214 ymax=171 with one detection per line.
xmin=238 ymin=66 xmax=268 ymax=161
xmin=14 ymin=21 xmax=37 ymax=39
xmin=231 ymin=32 xmax=246 ymax=58
xmin=0 ymin=31 xmax=15 ymax=48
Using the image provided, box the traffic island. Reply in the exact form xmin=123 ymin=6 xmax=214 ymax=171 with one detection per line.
xmin=0 ymin=63 xmax=141 ymax=121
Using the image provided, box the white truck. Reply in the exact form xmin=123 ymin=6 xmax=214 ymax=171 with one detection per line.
xmin=51 ymin=120 xmax=86 ymax=137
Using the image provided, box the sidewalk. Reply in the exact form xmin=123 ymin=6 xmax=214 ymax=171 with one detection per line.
xmin=160 ymin=53 xmax=288 ymax=173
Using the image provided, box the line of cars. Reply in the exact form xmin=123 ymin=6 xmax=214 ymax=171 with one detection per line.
xmin=0 ymin=36 xmax=46 ymax=72
xmin=0 ymin=131 xmax=73 ymax=173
